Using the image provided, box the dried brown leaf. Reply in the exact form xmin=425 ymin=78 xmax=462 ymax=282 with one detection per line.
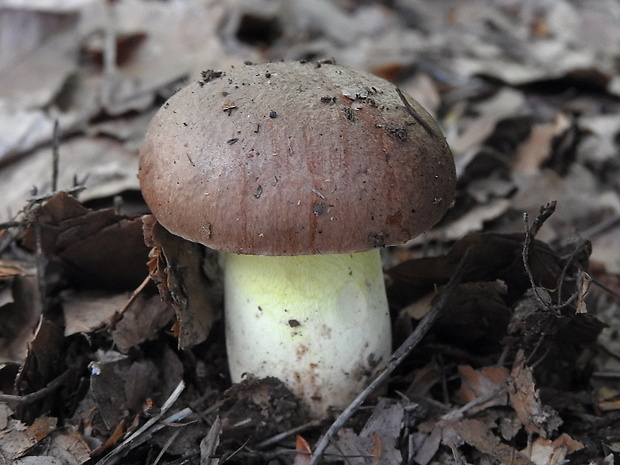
xmin=142 ymin=215 xmax=222 ymax=349
xmin=388 ymin=232 xmax=580 ymax=305
xmin=360 ymin=398 xmax=404 ymax=441
xmin=15 ymin=319 xmax=64 ymax=422
xmin=526 ymin=433 xmax=584 ymax=465
xmin=0 ymin=418 xmax=37 ymax=460
xmin=88 ymin=352 xmax=159 ymax=430
xmin=512 ymin=113 xmax=572 ymax=173
xmin=0 ymin=262 xmax=41 ymax=364
xmin=62 ymin=291 xmax=128 ymax=337
xmin=456 ymin=365 xmax=509 ymax=412
xmin=110 ymin=293 xmax=173 ymax=353
xmin=27 ymin=416 xmax=57 ymax=442
xmin=450 ymin=418 xmax=535 ymax=465
xmin=325 ymin=427 xmax=401 ymax=465
xmin=46 ymin=427 xmax=91 ymax=465
xmin=508 ymin=350 xmax=562 ymax=437
xmin=294 ymin=434 xmax=312 ymax=465
xmin=22 ymin=192 xmax=149 ymax=290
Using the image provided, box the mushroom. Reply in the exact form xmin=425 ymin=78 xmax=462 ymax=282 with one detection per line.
xmin=138 ymin=61 xmax=456 ymax=417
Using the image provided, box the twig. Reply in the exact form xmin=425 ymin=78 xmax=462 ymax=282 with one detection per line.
xmin=441 ymin=383 xmax=507 ymax=421
xmin=522 ymin=202 xmax=557 ymax=310
xmin=307 ymin=247 xmax=472 ymax=465
xmin=27 ymin=184 xmax=87 ymax=203
xmin=590 ymin=278 xmax=620 ymax=298
xmin=111 ymin=275 xmax=152 ymax=325
xmin=580 ymin=212 xmax=620 ymax=240
xmin=52 ymin=120 xmax=60 ymax=192
xmin=395 ymin=87 xmax=438 ymax=138
xmin=97 ymin=381 xmax=186 ymax=465
xmin=151 ymin=428 xmax=181 ymax=465
xmin=254 ymin=419 xmax=322 ymax=450
xmin=0 ymin=369 xmax=74 ymax=404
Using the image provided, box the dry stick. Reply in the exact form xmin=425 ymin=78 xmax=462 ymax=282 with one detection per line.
xmin=98 ymin=381 xmax=186 ymax=465
xmin=52 ymin=119 xmax=60 ymax=192
xmin=0 ymin=368 xmax=74 ymax=404
xmin=522 ymin=201 xmax=559 ymax=310
xmin=307 ymin=247 xmax=472 ymax=465
xmin=254 ymin=419 xmax=323 ymax=450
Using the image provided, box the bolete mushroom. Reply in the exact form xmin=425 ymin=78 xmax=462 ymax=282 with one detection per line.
xmin=139 ymin=61 xmax=456 ymax=417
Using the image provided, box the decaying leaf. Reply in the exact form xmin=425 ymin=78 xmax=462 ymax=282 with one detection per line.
xmin=142 ymin=215 xmax=222 ymax=348
xmin=87 ymin=347 xmax=183 ymax=433
xmin=0 ymin=261 xmax=41 ymax=364
xmin=509 ymin=350 xmax=562 ymax=437
xmin=525 ymin=433 xmax=584 ymax=465
xmin=0 ymin=417 xmax=39 ymax=461
xmin=21 ymin=192 xmax=149 ymax=290
xmin=14 ymin=319 xmax=64 ymax=423
xmin=110 ymin=292 xmax=174 ymax=353
xmin=323 ymin=399 xmax=403 ymax=464
xmin=0 ymin=1 xmax=618 ymax=464
xmin=62 ymin=291 xmax=130 ymax=337
xmin=388 ymin=232 xmax=581 ymax=305
xmin=456 ymin=365 xmax=510 ymax=412
xmin=294 ymin=434 xmax=312 ymax=465
xmin=449 ymin=418 xmax=535 ymax=465
xmin=200 ymin=417 xmax=222 ymax=465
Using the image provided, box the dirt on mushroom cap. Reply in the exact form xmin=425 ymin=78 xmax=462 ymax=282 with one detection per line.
xmin=138 ymin=61 xmax=456 ymax=255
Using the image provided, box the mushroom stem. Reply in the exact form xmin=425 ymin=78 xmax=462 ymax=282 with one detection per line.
xmin=223 ymin=248 xmax=391 ymax=418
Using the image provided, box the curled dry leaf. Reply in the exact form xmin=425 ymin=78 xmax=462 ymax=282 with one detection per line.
xmin=21 ymin=192 xmax=149 ymax=291
xmin=525 ymin=433 xmax=584 ymax=465
xmin=450 ymin=418 xmax=535 ymax=465
xmin=294 ymin=434 xmax=312 ymax=465
xmin=142 ymin=215 xmax=222 ymax=348
xmin=509 ymin=350 xmax=562 ymax=437
xmin=456 ymin=365 xmax=510 ymax=412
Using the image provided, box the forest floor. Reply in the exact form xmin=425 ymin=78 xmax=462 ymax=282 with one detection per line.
xmin=1 ymin=0 xmax=619 ymax=464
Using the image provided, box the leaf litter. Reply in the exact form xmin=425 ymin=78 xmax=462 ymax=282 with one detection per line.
xmin=1 ymin=0 xmax=620 ymax=464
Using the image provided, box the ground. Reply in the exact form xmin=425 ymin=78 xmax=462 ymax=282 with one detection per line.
xmin=0 ymin=0 xmax=619 ymax=464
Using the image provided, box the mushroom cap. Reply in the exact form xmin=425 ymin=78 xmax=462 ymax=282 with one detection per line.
xmin=139 ymin=61 xmax=456 ymax=255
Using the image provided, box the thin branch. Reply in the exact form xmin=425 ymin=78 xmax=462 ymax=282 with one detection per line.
xmin=307 ymin=247 xmax=472 ymax=465
xmin=52 ymin=119 xmax=60 ymax=192
xmin=27 ymin=184 xmax=87 ymax=203
xmin=97 ymin=381 xmax=186 ymax=465
xmin=0 ymin=369 xmax=74 ymax=404
xmin=522 ymin=202 xmax=558 ymax=310
xmin=254 ymin=419 xmax=322 ymax=450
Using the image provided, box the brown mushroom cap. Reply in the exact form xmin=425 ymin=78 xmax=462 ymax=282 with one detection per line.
xmin=139 ymin=61 xmax=456 ymax=255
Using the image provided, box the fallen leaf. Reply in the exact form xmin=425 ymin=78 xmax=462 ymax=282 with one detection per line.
xmin=110 ymin=292 xmax=174 ymax=353
xmin=509 ymin=350 xmax=562 ymax=437
xmin=294 ymin=434 xmax=312 ymax=465
xmin=525 ymin=433 xmax=584 ymax=465
xmin=450 ymin=418 xmax=535 ymax=465
xmin=142 ymin=215 xmax=222 ymax=348
xmin=200 ymin=417 xmax=222 ymax=465
xmin=21 ymin=192 xmax=149 ymax=290
xmin=456 ymin=365 xmax=509 ymax=412
xmin=0 ymin=261 xmax=41 ymax=364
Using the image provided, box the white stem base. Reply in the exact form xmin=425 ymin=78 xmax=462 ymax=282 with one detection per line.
xmin=224 ymin=249 xmax=391 ymax=418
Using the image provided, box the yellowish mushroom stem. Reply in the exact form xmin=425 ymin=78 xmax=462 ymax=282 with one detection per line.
xmin=223 ymin=249 xmax=392 ymax=418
